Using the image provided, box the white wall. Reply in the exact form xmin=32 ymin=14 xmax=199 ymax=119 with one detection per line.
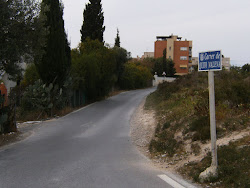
xmin=153 ymin=75 xmax=176 ymax=86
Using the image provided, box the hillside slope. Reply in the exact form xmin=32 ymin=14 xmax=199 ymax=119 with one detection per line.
xmin=143 ymin=70 xmax=250 ymax=187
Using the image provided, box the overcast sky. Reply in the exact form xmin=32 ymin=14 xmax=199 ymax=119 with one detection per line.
xmin=62 ymin=0 xmax=250 ymax=66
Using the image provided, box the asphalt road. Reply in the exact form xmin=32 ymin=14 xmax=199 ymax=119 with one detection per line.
xmin=0 ymin=88 xmax=197 ymax=188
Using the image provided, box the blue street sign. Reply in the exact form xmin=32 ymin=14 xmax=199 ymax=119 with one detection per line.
xmin=198 ymin=50 xmax=222 ymax=71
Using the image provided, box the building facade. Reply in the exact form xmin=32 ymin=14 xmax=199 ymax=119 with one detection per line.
xmin=141 ymin=52 xmax=154 ymax=59
xmin=154 ymin=35 xmax=192 ymax=75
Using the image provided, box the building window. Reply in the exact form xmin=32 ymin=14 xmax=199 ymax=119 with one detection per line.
xmin=180 ymin=65 xmax=187 ymax=69
xmin=180 ymin=56 xmax=187 ymax=60
xmin=169 ymin=47 xmax=171 ymax=51
xmin=180 ymin=47 xmax=188 ymax=51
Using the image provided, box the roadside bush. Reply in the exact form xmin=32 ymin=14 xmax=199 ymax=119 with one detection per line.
xmin=112 ymin=46 xmax=130 ymax=84
xmin=21 ymin=63 xmax=40 ymax=87
xmin=241 ymin=63 xmax=250 ymax=73
xmin=149 ymin=130 xmax=182 ymax=157
xmin=194 ymin=90 xmax=209 ymax=117
xmin=20 ymin=79 xmax=70 ymax=117
xmin=217 ymin=143 xmax=250 ymax=187
xmin=147 ymin=66 xmax=250 ymax=187
xmin=120 ymin=62 xmax=153 ymax=90
xmin=179 ymin=137 xmax=250 ymax=187
xmin=189 ymin=116 xmax=210 ymax=142
xmin=71 ymin=39 xmax=117 ymax=101
xmin=157 ymin=81 xmax=180 ymax=100
xmin=215 ymin=70 xmax=250 ymax=108
xmin=162 ymin=121 xmax=171 ymax=130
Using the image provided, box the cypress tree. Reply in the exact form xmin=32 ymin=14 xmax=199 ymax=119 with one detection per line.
xmin=81 ymin=0 xmax=105 ymax=43
xmin=166 ymin=59 xmax=176 ymax=76
xmin=114 ymin=28 xmax=120 ymax=47
xmin=35 ymin=0 xmax=71 ymax=87
xmin=162 ymin=48 xmax=167 ymax=74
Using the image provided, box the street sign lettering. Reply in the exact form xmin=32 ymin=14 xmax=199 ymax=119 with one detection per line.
xmin=199 ymin=50 xmax=222 ymax=71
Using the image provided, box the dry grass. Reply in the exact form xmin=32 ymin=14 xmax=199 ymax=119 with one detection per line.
xmin=145 ymin=70 xmax=250 ymax=187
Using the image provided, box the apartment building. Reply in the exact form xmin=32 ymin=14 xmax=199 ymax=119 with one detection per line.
xmin=141 ymin=52 xmax=154 ymax=59
xmin=154 ymin=35 xmax=192 ymax=75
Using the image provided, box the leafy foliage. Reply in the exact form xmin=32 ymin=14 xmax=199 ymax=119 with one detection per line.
xmin=112 ymin=46 xmax=130 ymax=85
xmin=21 ymin=63 xmax=40 ymax=86
xmin=179 ymin=137 xmax=250 ymax=187
xmin=0 ymin=0 xmax=38 ymax=81
xmin=21 ymin=79 xmax=70 ymax=116
xmin=119 ymin=61 xmax=153 ymax=90
xmin=71 ymin=39 xmax=116 ymax=101
xmin=149 ymin=130 xmax=183 ymax=157
xmin=241 ymin=63 xmax=250 ymax=73
xmin=214 ymin=69 xmax=250 ymax=108
xmin=153 ymin=57 xmax=176 ymax=77
xmin=139 ymin=58 xmax=156 ymax=74
xmin=35 ymin=0 xmax=71 ymax=87
xmin=81 ymin=0 xmax=105 ymax=43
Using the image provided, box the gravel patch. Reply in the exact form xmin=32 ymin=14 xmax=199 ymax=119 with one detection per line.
xmin=130 ymin=97 xmax=157 ymax=156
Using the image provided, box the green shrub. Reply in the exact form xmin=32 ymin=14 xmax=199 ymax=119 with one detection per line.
xmin=217 ymin=143 xmax=250 ymax=187
xmin=194 ymin=90 xmax=209 ymax=117
xmin=162 ymin=121 xmax=171 ymax=130
xmin=179 ymin=137 xmax=250 ymax=187
xmin=120 ymin=62 xmax=153 ymax=90
xmin=215 ymin=70 xmax=250 ymax=108
xmin=21 ymin=63 xmax=40 ymax=87
xmin=21 ymin=79 xmax=69 ymax=116
xmin=157 ymin=81 xmax=180 ymax=100
xmin=189 ymin=116 xmax=210 ymax=142
xmin=149 ymin=130 xmax=182 ymax=157
xmin=147 ymin=67 xmax=250 ymax=187
xmin=71 ymin=39 xmax=117 ymax=101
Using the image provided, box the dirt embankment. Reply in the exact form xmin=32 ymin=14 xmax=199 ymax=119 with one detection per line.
xmin=130 ymin=98 xmax=156 ymax=156
xmin=130 ymin=98 xmax=250 ymax=172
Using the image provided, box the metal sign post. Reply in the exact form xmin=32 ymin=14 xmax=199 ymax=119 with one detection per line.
xmin=208 ymin=71 xmax=218 ymax=168
xmin=198 ymin=50 xmax=221 ymax=178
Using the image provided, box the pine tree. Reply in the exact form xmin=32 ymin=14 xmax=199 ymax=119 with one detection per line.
xmin=80 ymin=0 xmax=105 ymax=43
xmin=114 ymin=28 xmax=120 ymax=47
xmin=35 ymin=0 xmax=71 ymax=87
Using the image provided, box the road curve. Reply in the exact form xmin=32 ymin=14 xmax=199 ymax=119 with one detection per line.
xmin=0 ymin=88 xmax=197 ymax=188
